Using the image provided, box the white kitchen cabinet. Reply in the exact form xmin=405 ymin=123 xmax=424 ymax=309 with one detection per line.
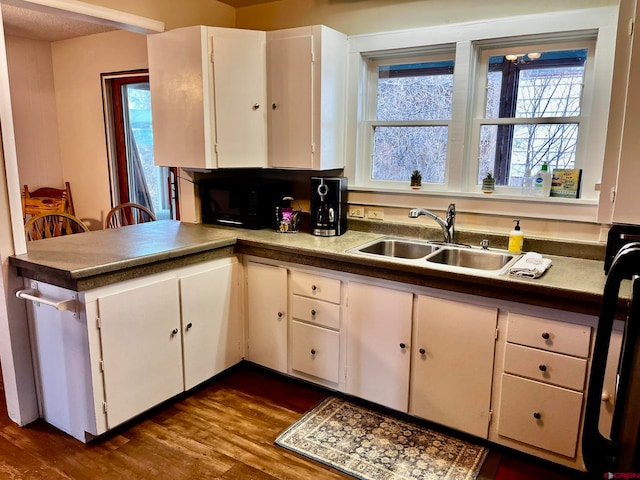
xmin=410 ymin=295 xmax=498 ymax=438
xmin=492 ymin=312 xmax=592 ymax=459
xmin=598 ymin=0 xmax=640 ymax=223
xmin=96 ymin=276 xmax=183 ymax=430
xmin=246 ymin=261 xmax=288 ymax=373
xmin=346 ymin=281 xmax=413 ymax=411
xmin=289 ymin=269 xmax=342 ymax=386
xmin=180 ymin=260 xmax=243 ymax=390
xmin=24 ymin=256 xmax=240 ymax=442
xmin=148 ymin=26 xmax=267 ymax=169
xmin=267 ymin=25 xmax=347 ymax=170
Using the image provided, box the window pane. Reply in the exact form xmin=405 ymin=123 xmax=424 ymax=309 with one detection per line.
xmin=372 ymin=126 xmax=447 ymax=183
xmin=486 ymin=50 xmax=587 ymax=119
xmin=478 ymin=123 xmax=578 ymax=185
xmin=377 ymin=61 xmax=454 ymax=121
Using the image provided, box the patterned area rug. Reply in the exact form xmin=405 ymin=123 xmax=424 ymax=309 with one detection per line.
xmin=275 ymin=396 xmax=488 ymax=480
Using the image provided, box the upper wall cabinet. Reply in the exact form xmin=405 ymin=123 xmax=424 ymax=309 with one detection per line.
xmin=267 ymin=25 xmax=347 ymax=170
xmin=148 ymin=26 xmax=268 ymax=169
xmin=598 ymin=0 xmax=639 ymax=224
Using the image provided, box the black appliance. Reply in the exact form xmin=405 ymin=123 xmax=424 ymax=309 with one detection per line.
xmin=310 ymin=177 xmax=347 ymax=236
xmin=199 ymin=178 xmax=289 ymax=229
xmin=582 ymin=224 xmax=640 ymax=475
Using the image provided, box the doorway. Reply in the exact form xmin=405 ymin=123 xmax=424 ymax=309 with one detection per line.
xmin=103 ymin=71 xmax=178 ymax=221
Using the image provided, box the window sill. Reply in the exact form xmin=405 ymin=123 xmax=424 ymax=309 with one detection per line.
xmin=347 ymin=185 xmax=599 ymax=224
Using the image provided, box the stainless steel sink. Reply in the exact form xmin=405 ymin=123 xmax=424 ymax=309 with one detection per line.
xmin=355 ymin=237 xmax=439 ymax=259
xmin=348 ymin=236 xmax=520 ymax=275
xmin=425 ymin=247 xmax=515 ymax=271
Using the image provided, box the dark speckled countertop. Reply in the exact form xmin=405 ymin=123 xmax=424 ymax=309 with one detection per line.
xmin=9 ymin=220 xmax=624 ymax=316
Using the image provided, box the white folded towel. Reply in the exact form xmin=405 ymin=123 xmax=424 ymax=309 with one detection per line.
xmin=508 ymin=252 xmax=552 ymax=278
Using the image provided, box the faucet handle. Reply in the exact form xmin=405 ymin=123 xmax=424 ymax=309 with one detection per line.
xmin=480 ymin=239 xmax=489 ymax=250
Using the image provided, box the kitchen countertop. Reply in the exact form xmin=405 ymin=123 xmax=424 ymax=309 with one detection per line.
xmin=9 ymin=220 xmax=622 ymax=316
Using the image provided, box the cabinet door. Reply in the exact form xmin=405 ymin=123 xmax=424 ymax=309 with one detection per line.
xmin=268 ymin=34 xmax=314 ymax=168
xmin=246 ymin=262 xmax=288 ymax=373
xmin=97 ymin=277 xmax=182 ymax=429
xmin=210 ymin=28 xmax=267 ymax=168
xmin=180 ymin=259 xmax=242 ymax=390
xmin=346 ymin=282 xmax=413 ymax=411
xmin=410 ymin=296 xmax=498 ymax=438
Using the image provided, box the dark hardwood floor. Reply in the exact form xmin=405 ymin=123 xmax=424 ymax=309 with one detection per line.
xmin=0 ymin=362 xmax=582 ymax=479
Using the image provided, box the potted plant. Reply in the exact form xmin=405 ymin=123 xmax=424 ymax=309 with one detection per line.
xmin=410 ymin=170 xmax=422 ymax=189
xmin=481 ymin=172 xmax=495 ymax=193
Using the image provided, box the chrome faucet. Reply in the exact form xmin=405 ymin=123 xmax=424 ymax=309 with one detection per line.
xmin=408 ymin=203 xmax=456 ymax=243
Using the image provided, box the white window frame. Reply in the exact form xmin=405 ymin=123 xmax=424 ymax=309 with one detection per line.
xmin=469 ymin=37 xmax=597 ymax=194
xmin=345 ymin=6 xmax=617 ymax=221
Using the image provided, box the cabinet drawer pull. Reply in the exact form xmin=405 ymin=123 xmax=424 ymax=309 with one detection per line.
xmin=253 ymin=103 xmax=260 ymax=110
xmin=399 ymin=343 xmax=406 ymax=349
xmin=311 ymin=285 xmax=318 ymax=292
xmin=311 ymin=309 xmax=317 ymax=317
xmin=310 ymin=349 xmax=316 ymax=355
xmin=538 ymin=364 xmax=547 ymax=372
xmin=533 ymin=412 xmax=542 ymax=420
xmin=272 ymin=103 xmax=278 ymax=110
xmin=171 ymin=328 xmax=179 ymax=336
xmin=419 ymin=348 xmax=426 ymax=355
xmin=541 ymin=332 xmax=550 ymax=340
xmin=186 ymin=322 xmax=193 ymax=330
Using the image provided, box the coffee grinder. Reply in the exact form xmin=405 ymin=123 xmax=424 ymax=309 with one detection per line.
xmin=310 ymin=177 xmax=348 ymax=236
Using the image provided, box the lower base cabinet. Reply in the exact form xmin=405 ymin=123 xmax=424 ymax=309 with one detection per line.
xmin=26 ymin=256 xmax=241 ymax=442
xmin=410 ymin=295 xmax=498 ymax=438
xmin=346 ymin=281 xmax=413 ymax=411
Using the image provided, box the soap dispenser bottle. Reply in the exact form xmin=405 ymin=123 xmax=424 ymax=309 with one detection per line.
xmin=508 ymin=220 xmax=524 ymax=254
xmin=533 ymin=162 xmax=552 ymax=196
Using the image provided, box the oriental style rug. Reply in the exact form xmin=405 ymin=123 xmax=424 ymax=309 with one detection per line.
xmin=275 ymin=396 xmax=489 ymax=480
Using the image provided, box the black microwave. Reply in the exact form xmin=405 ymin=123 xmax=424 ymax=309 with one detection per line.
xmin=199 ymin=178 xmax=289 ymax=229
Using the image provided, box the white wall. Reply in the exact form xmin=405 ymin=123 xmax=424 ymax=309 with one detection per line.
xmin=5 ymin=36 xmax=64 ymax=193
xmin=51 ymin=30 xmax=149 ymax=229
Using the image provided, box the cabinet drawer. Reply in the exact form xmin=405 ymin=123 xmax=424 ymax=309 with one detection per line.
xmin=498 ymin=373 xmax=583 ymax=457
xmin=291 ymin=321 xmax=339 ymax=383
xmin=504 ymin=343 xmax=587 ymax=391
xmin=291 ymin=270 xmax=341 ymax=304
xmin=506 ymin=313 xmax=591 ymax=358
xmin=292 ymin=295 xmax=340 ymax=330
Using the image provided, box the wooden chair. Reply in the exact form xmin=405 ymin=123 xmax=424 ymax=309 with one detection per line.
xmin=105 ymin=202 xmax=157 ymax=229
xmin=22 ymin=182 xmax=75 ymax=221
xmin=24 ymin=213 xmax=89 ymax=241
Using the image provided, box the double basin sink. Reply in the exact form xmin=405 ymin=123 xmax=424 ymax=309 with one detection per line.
xmin=348 ymin=236 xmax=520 ymax=274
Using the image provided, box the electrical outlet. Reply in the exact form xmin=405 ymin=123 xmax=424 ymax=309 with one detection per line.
xmin=367 ymin=209 xmax=384 ymax=220
xmin=349 ymin=207 xmax=364 ymax=218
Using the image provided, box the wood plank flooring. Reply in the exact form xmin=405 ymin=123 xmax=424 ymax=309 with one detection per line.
xmin=0 ymin=362 xmax=582 ymax=479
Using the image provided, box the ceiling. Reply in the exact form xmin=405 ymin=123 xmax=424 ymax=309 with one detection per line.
xmin=1 ymin=3 xmax=116 ymax=42
xmin=216 ymin=0 xmax=277 ymax=7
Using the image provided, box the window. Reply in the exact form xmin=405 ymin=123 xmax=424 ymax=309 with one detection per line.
xmin=348 ymin=7 xmax=616 ymax=207
xmin=371 ymin=58 xmax=454 ymax=184
xmin=477 ymin=46 xmax=591 ymax=187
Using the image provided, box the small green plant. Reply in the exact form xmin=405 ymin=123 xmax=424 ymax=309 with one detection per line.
xmin=482 ymin=172 xmax=496 ymax=193
xmin=410 ymin=170 xmax=422 ymax=188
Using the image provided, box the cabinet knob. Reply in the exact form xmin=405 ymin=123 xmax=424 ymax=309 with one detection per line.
xmin=602 ymin=391 xmax=611 ymax=402
xmin=311 ymin=349 xmax=316 ymax=355
xmin=311 ymin=309 xmax=317 ymax=317
xmin=399 ymin=343 xmax=406 ymax=349
xmin=419 ymin=348 xmax=426 ymax=355
xmin=277 ymin=311 xmax=284 ymax=319
xmin=311 ymin=285 xmax=318 ymax=292
xmin=538 ymin=364 xmax=547 ymax=372
xmin=272 ymin=103 xmax=278 ymax=110
xmin=171 ymin=328 xmax=179 ymax=336
xmin=186 ymin=322 xmax=193 ymax=330
xmin=533 ymin=412 xmax=542 ymax=420
xmin=253 ymin=103 xmax=260 ymax=110
xmin=541 ymin=332 xmax=550 ymax=340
